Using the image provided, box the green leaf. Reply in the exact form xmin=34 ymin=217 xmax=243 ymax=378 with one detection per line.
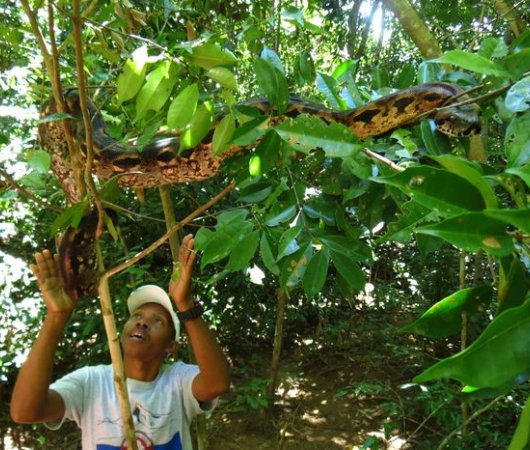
xmin=135 ymin=60 xmax=178 ymax=121
xmin=316 ymin=72 xmax=341 ymax=108
xmin=50 ymin=201 xmax=89 ymax=236
xmin=180 ymin=102 xmax=214 ymax=150
xmin=190 ymin=42 xmax=237 ymax=69
xmin=37 ymin=112 xmax=74 ymax=124
xmin=277 ymin=226 xmax=302 ymax=260
xmin=434 ymin=50 xmax=511 ymax=78
xmin=414 ymin=299 xmax=530 ymax=388
xmin=484 ymin=208 xmax=530 ymax=234
xmin=212 ymin=114 xmax=236 ymax=155
xmin=302 ymin=197 xmax=337 ymax=226
xmin=260 ymin=47 xmax=285 ymax=73
xmin=253 ymin=131 xmax=281 ymax=175
xmin=416 ymin=212 xmax=513 ymax=257
xmin=206 ymin=67 xmax=237 ymax=90
xmin=419 ymin=121 xmax=451 ymax=155
xmin=238 ymin=179 xmax=273 ymax=203
xmin=374 ymin=166 xmax=487 ymax=216
xmin=117 ymin=45 xmax=148 ymax=104
xmin=302 ymin=248 xmax=329 ymax=297
xmin=227 ymin=230 xmax=260 ymax=271
xmin=280 ymin=243 xmax=312 ymax=290
xmin=230 ymin=117 xmax=269 ymax=146
xmin=167 ymin=83 xmax=199 ymax=130
xmin=274 ymin=114 xmax=362 ymax=158
xmin=506 ymin=164 xmax=530 ymax=188
xmin=498 ymin=255 xmax=529 ymax=314
xmin=319 ymin=235 xmax=372 ymax=262
xmin=254 ymin=57 xmax=289 ymax=114
xmin=505 ymin=109 xmax=530 ymax=167
xmin=383 ymin=201 xmax=436 ymax=243
xmin=399 ymin=285 xmax=493 ymax=338
xmin=508 ymin=394 xmax=530 ymax=450
xmin=260 ymin=232 xmax=280 ymax=275
xmin=265 ymin=203 xmax=297 ymax=227
xmin=506 ymin=75 xmax=530 ymax=112
xmin=330 ymin=251 xmax=365 ymax=291
xmin=28 ymin=150 xmax=51 ymax=173
xmin=502 ymin=48 xmax=530 ymax=80
xmin=428 ymin=155 xmax=498 ymax=208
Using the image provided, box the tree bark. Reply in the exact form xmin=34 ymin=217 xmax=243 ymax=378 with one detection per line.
xmin=384 ymin=0 xmax=442 ymax=58
xmin=492 ymin=0 xmax=527 ymax=37
xmin=268 ymin=288 xmax=287 ymax=400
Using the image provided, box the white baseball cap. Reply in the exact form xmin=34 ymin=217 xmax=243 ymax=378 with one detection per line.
xmin=127 ymin=285 xmax=180 ymax=341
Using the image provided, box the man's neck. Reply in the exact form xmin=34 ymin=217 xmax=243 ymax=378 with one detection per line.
xmin=123 ymin=357 xmax=163 ymax=382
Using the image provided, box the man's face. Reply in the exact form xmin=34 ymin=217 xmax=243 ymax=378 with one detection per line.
xmin=121 ymin=302 xmax=175 ymax=362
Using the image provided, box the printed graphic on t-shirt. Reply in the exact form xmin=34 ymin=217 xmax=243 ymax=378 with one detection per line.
xmin=95 ymin=402 xmax=182 ymax=449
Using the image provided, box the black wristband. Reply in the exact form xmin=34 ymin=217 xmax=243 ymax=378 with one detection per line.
xmin=177 ymin=300 xmax=203 ymax=322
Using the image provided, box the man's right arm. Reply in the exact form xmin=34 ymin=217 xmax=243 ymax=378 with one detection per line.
xmin=10 ymin=250 xmax=76 ymax=424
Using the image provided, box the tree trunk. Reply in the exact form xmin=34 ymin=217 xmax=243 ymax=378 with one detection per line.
xmin=384 ymin=0 xmax=442 ymax=58
xmin=268 ymin=287 xmax=287 ymax=400
xmin=492 ymin=0 xmax=527 ymax=37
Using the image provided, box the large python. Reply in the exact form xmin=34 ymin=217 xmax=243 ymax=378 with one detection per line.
xmin=38 ymin=82 xmax=480 ymax=298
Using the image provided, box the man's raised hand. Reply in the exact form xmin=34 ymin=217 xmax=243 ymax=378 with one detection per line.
xmin=30 ymin=250 xmax=76 ymax=315
xmin=169 ymin=234 xmax=197 ymax=308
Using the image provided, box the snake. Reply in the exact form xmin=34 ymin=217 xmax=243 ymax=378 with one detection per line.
xmin=38 ymin=82 xmax=481 ymax=298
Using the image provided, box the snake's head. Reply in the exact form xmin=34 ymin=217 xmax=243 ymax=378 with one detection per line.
xmin=434 ymin=102 xmax=481 ymax=137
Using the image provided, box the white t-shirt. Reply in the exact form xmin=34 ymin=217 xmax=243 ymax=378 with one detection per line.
xmin=48 ymin=362 xmax=214 ymax=450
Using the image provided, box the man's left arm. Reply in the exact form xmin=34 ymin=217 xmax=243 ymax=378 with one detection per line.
xmin=169 ymin=234 xmax=231 ymax=402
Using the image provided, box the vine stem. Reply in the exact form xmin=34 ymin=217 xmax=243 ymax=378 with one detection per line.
xmin=362 ymin=148 xmax=404 ymax=172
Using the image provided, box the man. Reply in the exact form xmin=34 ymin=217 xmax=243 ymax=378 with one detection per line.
xmin=10 ymin=234 xmax=230 ymax=449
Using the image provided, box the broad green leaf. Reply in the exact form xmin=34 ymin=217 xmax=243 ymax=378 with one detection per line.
xmin=277 ymin=226 xmax=302 ymax=260
xmin=190 ymin=42 xmax=237 ymax=69
xmin=374 ymin=166 xmax=486 ymax=216
xmin=28 ymin=150 xmax=51 ymax=173
xmin=254 ymin=57 xmax=289 ymax=114
xmin=508 ymin=394 xmax=530 ymax=450
xmin=198 ymin=220 xmax=253 ymax=268
xmin=484 ymin=208 xmax=530 ymax=234
xmin=265 ymin=203 xmax=297 ymax=227
xmin=253 ymin=131 xmax=281 ymax=175
xmin=302 ymin=197 xmax=336 ymax=226
xmin=399 ymin=285 xmax=493 ymax=338
xmin=167 ymin=83 xmax=199 ymax=130
xmin=414 ymin=299 xmax=530 ymax=388
xmin=260 ymin=232 xmax=280 ymax=275
xmin=260 ymin=47 xmax=285 ymax=73
xmin=319 ymin=235 xmax=372 ymax=263
xmin=37 ymin=112 xmax=73 ymax=124
xmin=206 ymin=67 xmax=237 ymax=90
xmin=506 ymin=75 xmax=530 ymax=112
xmin=135 ymin=60 xmax=177 ymax=121
xmin=294 ymin=51 xmax=315 ymax=86
xmin=498 ymin=255 xmax=529 ymax=314
xmin=505 ymin=109 xmax=530 ymax=167
xmin=217 ymin=209 xmax=249 ymax=226
xmin=230 ymin=117 xmax=269 ymax=146
xmin=506 ymin=164 xmax=530 ymax=188
xmin=302 ymin=248 xmax=329 ymax=297
xmin=274 ymin=114 xmax=362 ymax=158
xmin=50 ymin=201 xmax=89 ymax=236
xmin=383 ymin=201 xmax=436 ymax=243
xmin=238 ymin=179 xmax=273 ymax=203
xmin=332 ymin=60 xmax=356 ymax=83
xmin=227 ymin=230 xmax=260 ymax=271
xmin=180 ymin=102 xmax=214 ymax=150
xmin=117 ymin=45 xmax=148 ymax=104
xmin=419 ymin=120 xmax=452 ymax=155
xmin=281 ymin=6 xmax=305 ymax=28
xmin=428 ymin=155 xmax=498 ymax=208
xmin=416 ymin=212 xmax=513 ymax=257
xmin=330 ymin=251 xmax=365 ymax=291
xmin=280 ymin=243 xmax=312 ymax=290
xmin=434 ymin=50 xmax=511 ymax=78
xmin=212 ymin=114 xmax=236 ymax=155
xmin=316 ymin=72 xmax=341 ymax=108
xmin=502 ymin=49 xmax=530 ymax=80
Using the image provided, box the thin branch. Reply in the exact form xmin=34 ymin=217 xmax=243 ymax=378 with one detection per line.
xmin=362 ymin=148 xmax=404 ymax=172
xmin=436 ymin=396 xmax=503 ymax=450
xmin=101 ymin=182 xmax=235 ymax=282
xmin=0 ymin=168 xmax=64 ymax=213
xmin=72 ymin=0 xmax=105 ymax=239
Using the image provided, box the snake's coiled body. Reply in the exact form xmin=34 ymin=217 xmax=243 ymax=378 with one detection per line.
xmin=38 ymin=82 xmax=480 ymax=298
